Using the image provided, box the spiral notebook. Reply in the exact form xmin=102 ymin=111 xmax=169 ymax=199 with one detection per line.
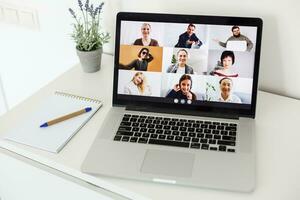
xmin=4 ymin=91 xmax=102 ymax=153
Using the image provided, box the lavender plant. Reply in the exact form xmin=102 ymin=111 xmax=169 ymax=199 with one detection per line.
xmin=69 ymin=0 xmax=110 ymax=51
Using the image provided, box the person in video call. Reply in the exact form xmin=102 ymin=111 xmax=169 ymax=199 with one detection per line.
xmin=211 ymin=50 xmax=238 ymax=77
xmin=124 ymin=72 xmax=152 ymax=96
xmin=119 ymin=48 xmax=153 ymax=71
xmin=133 ymin=23 xmax=159 ymax=46
xmin=214 ymin=25 xmax=253 ymax=52
xmin=217 ymin=77 xmax=241 ymax=103
xmin=167 ymin=49 xmax=194 ymax=74
xmin=175 ymin=23 xmax=203 ymax=49
xmin=166 ymin=74 xmax=197 ymax=100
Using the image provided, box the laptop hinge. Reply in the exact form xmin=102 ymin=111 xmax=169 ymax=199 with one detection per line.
xmin=125 ymin=105 xmax=239 ymax=120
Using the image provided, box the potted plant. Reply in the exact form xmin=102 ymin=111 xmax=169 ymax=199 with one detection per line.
xmin=69 ymin=0 xmax=110 ymax=73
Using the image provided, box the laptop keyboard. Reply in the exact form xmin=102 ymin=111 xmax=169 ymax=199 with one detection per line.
xmin=113 ymin=114 xmax=237 ymax=153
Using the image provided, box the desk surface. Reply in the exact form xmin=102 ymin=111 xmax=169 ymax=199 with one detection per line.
xmin=0 ymin=54 xmax=299 ymax=200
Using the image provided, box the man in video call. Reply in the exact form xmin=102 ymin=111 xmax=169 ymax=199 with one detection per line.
xmin=175 ymin=24 xmax=203 ymax=48
xmin=214 ymin=25 xmax=253 ymax=51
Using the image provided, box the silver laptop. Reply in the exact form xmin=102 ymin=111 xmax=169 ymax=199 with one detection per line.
xmin=82 ymin=12 xmax=263 ymax=192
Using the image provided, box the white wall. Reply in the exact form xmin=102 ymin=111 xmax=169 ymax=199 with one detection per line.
xmin=0 ymin=0 xmax=119 ymax=112
xmin=119 ymin=0 xmax=300 ymax=99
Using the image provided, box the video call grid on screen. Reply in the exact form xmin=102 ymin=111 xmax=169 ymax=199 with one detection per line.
xmin=117 ymin=20 xmax=258 ymax=106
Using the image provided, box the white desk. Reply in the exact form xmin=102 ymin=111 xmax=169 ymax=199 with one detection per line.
xmin=0 ymin=54 xmax=299 ymax=200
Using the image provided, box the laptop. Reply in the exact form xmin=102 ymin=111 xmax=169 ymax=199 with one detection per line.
xmin=226 ymin=40 xmax=248 ymax=51
xmin=82 ymin=12 xmax=263 ymax=192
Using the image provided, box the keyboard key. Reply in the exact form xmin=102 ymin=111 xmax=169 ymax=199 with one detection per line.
xmin=169 ymin=121 xmax=176 ymax=126
xmin=172 ymin=131 xmax=180 ymax=136
xmin=130 ymin=118 xmax=137 ymax=122
xmin=149 ymin=139 xmax=189 ymax=148
xmin=183 ymin=137 xmax=191 ymax=142
xmin=209 ymin=125 xmax=216 ymax=129
xmin=175 ymin=136 xmax=183 ymax=141
xmin=156 ymin=129 xmax=163 ymax=134
xmin=188 ymin=132 xmax=196 ymax=137
xmin=205 ymin=134 xmax=213 ymax=139
xmin=150 ymin=134 xmax=158 ymax=139
xmin=192 ymin=138 xmax=199 ymax=143
xmin=134 ymin=132 xmax=141 ymax=137
xmin=201 ymin=144 xmax=209 ymax=150
xmin=161 ymin=121 xmax=169 ymax=125
xmin=140 ymin=123 xmax=147 ymax=128
xmin=190 ymin=143 xmax=200 ymax=149
xmin=156 ymin=125 xmax=163 ymax=129
xmin=204 ymin=129 xmax=211 ymax=134
xmin=197 ymin=133 xmax=204 ymax=138
xmin=118 ymin=126 xmax=131 ymax=131
xmin=217 ymin=125 xmax=224 ymax=130
xmin=212 ymin=130 xmax=220 ymax=134
xmin=140 ymin=128 xmax=147 ymax=132
xmin=200 ymin=138 xmax=208 ymax=143
xmin=226 ymin=126 xmax=237 ymax=131
xmin=214 ymin=135 xmax=221 ymax=140
xmin=187 ymin=127 xmax=195 ymax=132
xmin=124 ymin=114 xmax=131 ymax=117
xmin=179 ymin=119 xmax=187 ymax=122
xmin=122 ymin=117 xmax=130 ymax=122
xmin=218 ymin=140 xmax=236 ymax=146
xmin=222 ymin=135 xmax=236 ymax=141
xmin=121 ymin=136 xmax=130 ymax=142
xmin=196 ymin=128 xmax=203 ymax=133
xmin=148 ymin=129 xmax=155 ymax=133
xmin=132 ymin=122 xmax=139 ymax=127
xmin=204 ymin=121 xmax=212 ymax=124
xmin=116 ymin=131 xmax=133 ymax=136
xmin=166 ymin=135 xmax=174 ymax=140
xmin=229 ymin=131 xmax=237 ymax=136
xmin=188 ymin=120 xmax=195 ymax=123
xmin=227 ymin=148 xmax=235 ymax=153
xmin=209 ymin=139 xmax=216 ymax=144
xmin=120 ymin=122 xmax=131 ymax=126
xmin=179 ymin=127 xmax=187 ymax=131
xmin=192 ymin=124 xmax=200 ymax=128
xmin=138 ymin=138 xmax=148 ymax=143
xmin=132 ymin=127 xmax=139 ymax=132
xmin=201 ymin=124 xmax=208 ymax=128
xmin=171 ymin=126 xmax=179 ymax=131
xmin=180 ymin=132 xmax=188 ymax=137
xmin=164 ymin=130 xmax=172 ymax=135
xmin=210 ymin=147 xmax=218 ymax=151
xmin=219 ymin=145 xmax=227 ymax=151
xmin=130 ymin=137 xmax=138 ymax=142
xmin=213 ymin=122 xmax=220 ymax=125
xmin=220 ymin=130 xmax=228 ymax=135
xmin=147 ymin=124 xmax=155 ymax=128
xmin=185 ymin=123 xmax=192 ymax=127
xmin=142 ymin=133 xmax=150 ymax=138
xmin=158 ymin=134 xmax=166 ymax=140
xmin=131 ymin=115 xmax=139 ymax=118
xmin=177 ymin=122 xmax=184 ymax=126
xmin=114 ymin=135 xmax=122 ymax=141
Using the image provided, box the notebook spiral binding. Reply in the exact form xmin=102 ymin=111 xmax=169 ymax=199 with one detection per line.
xmin=55 ymin=91 xmax=102 ymax=104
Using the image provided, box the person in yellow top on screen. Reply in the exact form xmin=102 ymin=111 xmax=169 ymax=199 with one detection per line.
xmin=133 ymin=23 xmax=159 ymax=46
xmin=124 ymin=72 xmax=152 ymax=96
xmin=166 ymin=74 xmax=197 ymax=100
xmin=211 ymin=50 xmax=238 ymax=77
xmin=119 ymin=48 xmax=154 ymax=71
xmin=217 ymin=77 xmax=241 ymax=103
xmin=167 ymin=49 xmax=194 ymax=74
xmin=214 ymin=25 xmax=253 ymax=51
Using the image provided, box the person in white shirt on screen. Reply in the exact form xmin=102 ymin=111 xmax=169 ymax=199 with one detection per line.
xmin=167 ymin=49 xmax=194 ymax=74
xmin=217 ymin=77 xmax=241 ymax=103
xmin=124 ymin=72 xmax=152 ymax=96
xmin=133 ymin=23 xmax=159 ymax=46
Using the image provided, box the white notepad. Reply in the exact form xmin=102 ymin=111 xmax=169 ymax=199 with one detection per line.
xmin=4 ymin=91 xmax=102 ymax=153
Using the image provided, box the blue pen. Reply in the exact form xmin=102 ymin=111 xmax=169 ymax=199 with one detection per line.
xmin=40 ymin=107 xmax=92 ymax=128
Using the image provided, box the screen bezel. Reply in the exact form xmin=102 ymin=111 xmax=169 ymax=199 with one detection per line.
xmin=113 ymin=12 xmax=263 ymax=118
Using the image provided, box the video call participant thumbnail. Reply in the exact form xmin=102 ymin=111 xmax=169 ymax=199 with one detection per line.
xmin=119 ymin=47 xmax=153 ymax=71
xmin=133 ymin=23 xmax=159 ymax=46
xmin=166 ymin=74 xmax=197 ymax=100
xmin=124 ymin=72 xmax=152 ymax=96
xmin=175 ymin=23 xmax=203 ymax=49
xmin=167 ymin=49 xmax=194 ymax=74
xmin=214 ymin=25 xmax=253 ymax=52
xmin=217 ymin=77 xmax=241 ymax=103
xmin=210 ymin=50 xmax=238 ymax=77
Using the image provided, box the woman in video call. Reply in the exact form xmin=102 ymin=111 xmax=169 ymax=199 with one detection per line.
xmin=119 ymin=48 xmax=153 ymax=71
xmin=166 ymin=74 xmax=197 ymax=100
xmin=124 ymin=72 xmax=152 ymax=96
xmin=167 ymin=49 xmax=194 ymax=74
xmin=133 ymin=23 xmax=159 ymax=46
xmin=217 ymin=77 xmax=241 ymax=103
xmin=211 ymin=50 xmax=238 ymax=77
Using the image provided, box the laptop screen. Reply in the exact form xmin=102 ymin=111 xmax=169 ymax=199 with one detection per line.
xmin=114 ymin=13 xmax=262 ymax=118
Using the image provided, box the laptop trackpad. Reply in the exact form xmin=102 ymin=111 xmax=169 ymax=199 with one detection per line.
xmin=141 ymin=149 xmax=195 ymax=178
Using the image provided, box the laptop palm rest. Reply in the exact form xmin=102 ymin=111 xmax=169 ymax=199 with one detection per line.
xmin=141 ymin=149 xmax=195 ymax=178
